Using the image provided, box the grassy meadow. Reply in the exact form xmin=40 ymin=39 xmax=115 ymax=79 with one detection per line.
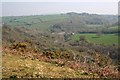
xmin=71 ymin=34 xmax=118 ymax=45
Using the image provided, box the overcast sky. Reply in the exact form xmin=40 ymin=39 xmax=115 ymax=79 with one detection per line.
xmin=1 ymin=1 xmax=119 ymax=16
xmin=1 ymin=0 xmax=119 ymax=2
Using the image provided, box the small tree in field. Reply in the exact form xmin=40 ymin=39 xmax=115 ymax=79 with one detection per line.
xmin=79 ymin=35 xmax=87 ymax=42
xmin=96 ymin=31 xmax=102 ymax=37
xmin=96 ymin=28 xmax=102 ymax=37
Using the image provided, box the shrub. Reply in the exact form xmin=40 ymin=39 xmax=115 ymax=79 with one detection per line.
xmin=12 ymin=42 xmax=27 ymax=49
xmin=79 ymin=35 xmax=87 ymax=42
xmin=43 ymin=50 xmax=61 ymax=59
xmin=42 ymin=49 xmax=75 ymax=60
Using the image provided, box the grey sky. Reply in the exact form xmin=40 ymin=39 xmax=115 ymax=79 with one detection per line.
xmin=1 ymin=0 xmax=119 ymax=2
xmin=2 ymin=2 xmax=118 ymax=16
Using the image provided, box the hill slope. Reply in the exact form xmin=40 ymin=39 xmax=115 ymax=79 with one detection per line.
xmin=2 ymin=13 xmax=119 ymax=78
xmin=2 ymin=13 xmax=118 ymax=33
xmin=3 ymin=47 xmax=98 ymax=78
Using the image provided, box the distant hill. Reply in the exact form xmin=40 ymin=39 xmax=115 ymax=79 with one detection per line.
xmin=66 ymin=12 xmax=91 ymax=16
xmin=2 ymin=12 xmax=118 ymax=33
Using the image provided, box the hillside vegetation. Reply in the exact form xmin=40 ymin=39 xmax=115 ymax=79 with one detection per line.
xmin=2 ymin=12 xmax=120 ymax=79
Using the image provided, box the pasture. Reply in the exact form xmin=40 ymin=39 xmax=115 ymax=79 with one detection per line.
xmin=71 ymin=34 xmax=118 ymax=45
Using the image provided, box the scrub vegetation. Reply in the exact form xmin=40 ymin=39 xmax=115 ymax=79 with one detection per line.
xmin=2 ymin=12 xmax=119 ymax=79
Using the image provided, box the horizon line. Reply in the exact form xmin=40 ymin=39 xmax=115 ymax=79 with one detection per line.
xmin=1 ymin=12 xmax=118 ymax=17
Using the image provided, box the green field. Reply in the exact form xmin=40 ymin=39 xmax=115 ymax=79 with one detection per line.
xmin=2 ymin=15 xmax=69 ymax=30
xmin=71 ymin=34 xmax=118 ymax=45
xmin=3 ymin=14 xmax=119 ymax=33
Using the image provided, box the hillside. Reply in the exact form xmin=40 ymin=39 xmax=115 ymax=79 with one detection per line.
xmin=3 ymin=47 xmax=84 ymax=78
xmin=2 ymin=13 xmax=118 ymax=33
xmin=2 ymin=25 xmax=119 ymax=78
xmin=2 ymin=13 xmax=120 ymax=79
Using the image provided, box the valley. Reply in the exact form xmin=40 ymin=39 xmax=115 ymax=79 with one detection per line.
xmin=1 ymin=12 xmax=120 ymax=79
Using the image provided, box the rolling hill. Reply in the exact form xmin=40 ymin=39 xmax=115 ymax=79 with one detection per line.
xmin=2 ymin=12 xmax=119 ymax=78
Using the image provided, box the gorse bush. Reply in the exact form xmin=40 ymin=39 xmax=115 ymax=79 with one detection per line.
xmin=42 ymin=48 xmax=75 ymax=60
xmin=12 ymin=42 xmax=27 ymax=49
